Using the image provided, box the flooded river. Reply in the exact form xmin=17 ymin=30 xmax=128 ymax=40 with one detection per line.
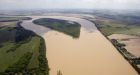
xmin=21 ymin=15 xmax=138 ymax=75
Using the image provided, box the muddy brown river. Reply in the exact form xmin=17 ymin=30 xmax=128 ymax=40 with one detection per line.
xmin=21 ymin=15 xmax=138 ymax=75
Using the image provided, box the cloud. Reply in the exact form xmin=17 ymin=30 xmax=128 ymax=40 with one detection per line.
xmin=0 ymin=0 xmax=140 ymax=10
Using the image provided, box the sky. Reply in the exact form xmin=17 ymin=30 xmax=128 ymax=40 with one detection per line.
xmin=0 ymin=0 xmax=140 ymax=10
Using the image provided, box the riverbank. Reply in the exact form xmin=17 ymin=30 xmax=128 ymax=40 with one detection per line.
xmin=86 ymin=15 xmax=140 ymax=74
xmin=109 ymin=34 xmax=140 ymax=74
xmin=109 ymin=34 xmax=140 ymax=57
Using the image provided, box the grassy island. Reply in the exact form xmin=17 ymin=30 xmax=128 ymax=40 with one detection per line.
xmin=33 ymin=18 xmax=81 ymax=38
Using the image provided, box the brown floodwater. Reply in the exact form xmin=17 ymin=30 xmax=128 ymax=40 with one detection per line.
xmin=43 ymin=28 xmax=137 ymax=75
xmin=21 ymin=15 xmax=138 ymax=75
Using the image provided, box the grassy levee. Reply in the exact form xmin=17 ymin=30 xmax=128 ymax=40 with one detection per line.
xmin=33 ymin=18 xmax=81 ymax=38
xmin=0 ymin=19 xmax=49 ymax=75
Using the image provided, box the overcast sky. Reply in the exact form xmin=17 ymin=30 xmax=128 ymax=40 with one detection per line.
xmin=0 ymin=0 xmax=140 ymax=10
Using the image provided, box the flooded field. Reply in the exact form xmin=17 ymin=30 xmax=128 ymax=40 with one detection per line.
xmin=109 ymin=34 xmax=140 ymax=57
xmin=21 ymin=15 xmax=138 ymax=75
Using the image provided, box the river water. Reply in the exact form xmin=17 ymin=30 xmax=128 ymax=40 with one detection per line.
xmin=21 ymin=15 xmax=138 ymax=75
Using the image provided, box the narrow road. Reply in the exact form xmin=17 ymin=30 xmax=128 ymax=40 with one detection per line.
xmin=21 ymin=15 xmax=138 ymax=75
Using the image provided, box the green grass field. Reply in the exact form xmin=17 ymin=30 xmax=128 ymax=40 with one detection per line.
xmin=0 ymin=37 xmax=39 ymax=71
xmin=91 ymin=17 xmax=140 ymax=36
xmin=33 ymin=18 xmax=81 ymax=38
xmin=0 ymin=18 xmax=49 ymax=75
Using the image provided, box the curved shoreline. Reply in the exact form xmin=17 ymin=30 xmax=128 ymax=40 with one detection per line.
xmin=21 ymin=15 xmax=138 ymax=75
